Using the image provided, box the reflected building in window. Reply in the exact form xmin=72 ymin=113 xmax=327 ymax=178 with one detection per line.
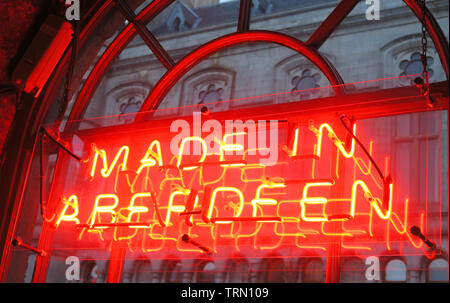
xmin=7 ymin=0 xmax=448 ymax=284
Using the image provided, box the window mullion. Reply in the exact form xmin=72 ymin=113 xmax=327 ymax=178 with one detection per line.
xmin=114 ymin=0 xmax=175 ymax=70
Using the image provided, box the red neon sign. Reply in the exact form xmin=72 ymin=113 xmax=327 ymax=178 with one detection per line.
xmin=43 ymin=111 xmax=441 ymax=260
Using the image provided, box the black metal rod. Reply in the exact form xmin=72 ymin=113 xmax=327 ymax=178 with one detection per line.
xmin=40 ymin=127 xmax=82 ymax=161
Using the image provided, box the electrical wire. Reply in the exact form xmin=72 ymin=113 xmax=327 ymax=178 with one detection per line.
xmin=339 ymin=114 xmax=385 ymax=181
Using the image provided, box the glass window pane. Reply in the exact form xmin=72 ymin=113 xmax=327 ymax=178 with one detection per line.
xmin=133 ymin=261 xmax=153 ymax=282
xmin=319 ymin=0 xmax=447 ymax=85
xmin=197 ymin=261 xmax=216 ymax=282
xmin=340 ymin=259 xmax=366 ymax=283
xmin=385 ymin=259 xmax=407 ymax=281
xmin=302 ymin=259 xmax=325 ymax=283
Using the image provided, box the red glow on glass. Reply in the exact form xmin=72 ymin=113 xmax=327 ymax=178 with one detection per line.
xmin=47 ymin=114 xmax=441 ymax=260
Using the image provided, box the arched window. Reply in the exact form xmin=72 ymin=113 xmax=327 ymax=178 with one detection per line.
xmin=384 ymin=259 xmax=407 ymax=282
xmin=427 ymin=258 xmax=449 ymax=282
xmin=301 ymin=259 xmax=325 ymax=283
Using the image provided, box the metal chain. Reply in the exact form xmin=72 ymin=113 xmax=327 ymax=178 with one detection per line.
xmin=420 ymin=0 xmax=429 ymax=94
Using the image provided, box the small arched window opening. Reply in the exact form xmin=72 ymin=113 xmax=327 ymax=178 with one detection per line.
xmin=427 ymin=258 xmax=449 ymax=282
xmin=384 ymin=259 xmax=407 ymax=282
xmin=224 ymin=257 xmax=250 ymax=282
xmin=198 ymin=84 xmax=224 ymax=105
xmin=259 ymin=257 xmax=286 ymax=283
xmin=340 ymin=258 xmax=366 ymax=283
